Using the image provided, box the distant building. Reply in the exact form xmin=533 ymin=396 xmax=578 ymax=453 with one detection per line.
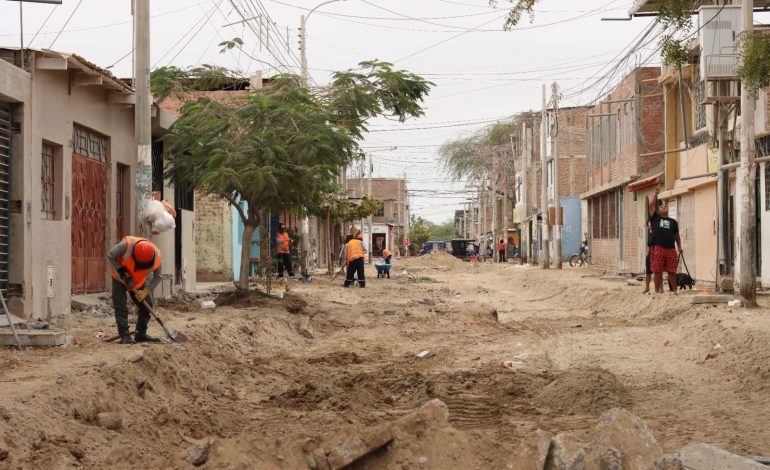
xmin=347 ymin=178 xmax=407 ymax=256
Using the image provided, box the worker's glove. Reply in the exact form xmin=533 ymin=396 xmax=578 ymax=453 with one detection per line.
xmin=135 ymin=287 xmax=150 ymax=303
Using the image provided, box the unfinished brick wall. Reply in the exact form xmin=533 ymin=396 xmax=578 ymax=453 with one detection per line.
xmin=195 ymin=192 xmax=233 ymax=281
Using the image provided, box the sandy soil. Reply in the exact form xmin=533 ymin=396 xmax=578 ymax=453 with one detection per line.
xmin=0 ymin=251 xmax=769 ymax=468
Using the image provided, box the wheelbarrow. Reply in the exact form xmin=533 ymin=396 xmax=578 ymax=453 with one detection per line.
xmin=375 ymin=263 xmax=392 ymax=279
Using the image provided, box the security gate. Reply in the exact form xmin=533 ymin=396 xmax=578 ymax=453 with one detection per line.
xmin=71 ymin=126 xmax=108 ymax=294
xmin=0 ymin=105 xmax=10 ymax=294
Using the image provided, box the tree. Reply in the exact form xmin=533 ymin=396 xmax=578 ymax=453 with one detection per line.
xmin=410 ymin=215 xmax=433 ymax=249
xmin=489 ymin=0 xmax=538 ymax=30
xmin=430 ymin=221 xmax=460 ymax=241
xmin=154 ymin=61 xmax=432 ymax=290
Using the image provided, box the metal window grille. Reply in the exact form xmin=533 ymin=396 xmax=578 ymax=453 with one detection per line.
xmin=41 ymin=143 xmax=55 ymax=219
xmin=151 ymin=139 xmax=164 ymax=196
xmin=116 ymin=163 xmax=128 ymax=241
xmin=73 ymin=125 xmax=107 ymax=162
xmin=0 ymin=105 xmax=10 ymax=294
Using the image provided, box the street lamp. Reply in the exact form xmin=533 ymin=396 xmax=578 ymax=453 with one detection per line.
xmin=298 ymin=0 xmax=346 ymax=279
xmin=299 ymin=0 xmax=347 ymax=84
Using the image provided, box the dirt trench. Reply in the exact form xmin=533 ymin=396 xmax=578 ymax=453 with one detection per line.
xmin=0 ymin=253 xmax=769 ymax=468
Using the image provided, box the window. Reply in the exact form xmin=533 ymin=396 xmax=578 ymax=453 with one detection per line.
xmin=375 ymin=203 xmax=385 ymax=217
xmin=590 ymin=190 xmax=619 ymax=240
xmin=73 ymin=125 xmax=108 ymax=162
xmin=41 ymin=143 xmax=55 ymax=220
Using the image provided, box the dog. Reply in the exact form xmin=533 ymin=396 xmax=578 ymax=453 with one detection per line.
xmin=673 ymin=272 xmax=695 ymax=290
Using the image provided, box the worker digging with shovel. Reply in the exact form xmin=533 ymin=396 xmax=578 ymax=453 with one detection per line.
xmin=107 ymin=236 xmax=163 ymax=345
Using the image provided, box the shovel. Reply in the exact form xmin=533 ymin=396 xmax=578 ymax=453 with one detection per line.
xmin=134 ymin=296 xmax=188 ymax=343
xmin=331 ymin=263 xmax=346 ymax=281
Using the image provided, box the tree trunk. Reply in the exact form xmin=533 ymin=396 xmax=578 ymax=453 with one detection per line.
xmin=238 ymin=223 xmax=257 ymax=291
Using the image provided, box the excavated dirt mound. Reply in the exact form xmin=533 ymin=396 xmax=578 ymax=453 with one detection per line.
xmin=535 ymin=367 xmax=631 ymax=415
xmin=406 ymin=251 xmax=466 ymax=270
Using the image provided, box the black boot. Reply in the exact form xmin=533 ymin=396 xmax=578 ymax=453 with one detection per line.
xmin=119 ymin=334 xmax=136 ymax=345
xmin=134 ymin=333 xmax=161 ymax=343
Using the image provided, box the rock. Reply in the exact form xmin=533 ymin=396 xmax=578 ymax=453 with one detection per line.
xmin=545 ymin=432 xmax=586 ymax=470
xmin=298 ymin=316 xmax=315 ymax=339
xmin=313 ymin=448 xmax=331 ymax=470
xmin=418 ymin=456 xmax=428 ymax=466
xmin=626 ymin=280 xmax=641 ymax=286
xmin=588 ymin=408 xmax=662 ymax=470
xmin=508 ymin=429 xmax=553 ymax=470
xmin=304 ymin=452 xmax=318 ymax=469
xmin=676 ymin=444 xmax=766 ymax=470
xmin=126 ymin=351 xmax=144 ymax=363
xmin=96 ymin=412 xmax=123 ymax=431
xmin=326 ymin=425 xmax=394 ymax=470
xmin=656 ymin=455 xmax=683 ymax=470
xmin=419 ymin=398 xmax=449 ymax=425
xmin=185 ymin=440 xmax=211 ymax=467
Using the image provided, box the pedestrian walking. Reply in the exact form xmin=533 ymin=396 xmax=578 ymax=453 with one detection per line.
xmin=107 ymin=236 xmax=162 ymax=344
xmin=276 ymin=223 xmax=294 ymax=278
xmin=498 ymin=239 xmax=506 ymax=263
xmin=649 ymin=184 xmax=683 ymax=293
xmin=344 ymin=233 xmax=366 ymax=288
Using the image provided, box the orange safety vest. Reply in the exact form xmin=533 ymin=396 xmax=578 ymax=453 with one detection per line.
xmin=110 ymin=236 xmax=161 ymax=289
xmin=277 ymin=232 xmax=290 ymax=254
xmin=347 ymin=239 xmax=365 ymax=262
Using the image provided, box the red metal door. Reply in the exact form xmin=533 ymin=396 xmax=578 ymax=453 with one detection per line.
xmin=71 ymin=154 xmax=107 ymax=294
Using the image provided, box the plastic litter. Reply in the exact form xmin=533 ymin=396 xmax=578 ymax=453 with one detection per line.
xmin=727 ymin=300 xmax=742 ymax=308
xmin=416 ymin=350 xmax=433 ymax=359
xmin=94 ymin=330 xmax=104 ymax=339
xmin=201 ymin=300 xmax=216 ymax=310
xmin=144 ymin=200 xmax=176 ymax=234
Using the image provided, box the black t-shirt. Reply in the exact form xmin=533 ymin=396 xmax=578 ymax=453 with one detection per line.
xmin=650 ymin=213 xmax=678 ymax=248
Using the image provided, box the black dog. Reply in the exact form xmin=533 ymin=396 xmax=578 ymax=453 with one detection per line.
xmin=674 ymin=272 xmax=695 ymax=290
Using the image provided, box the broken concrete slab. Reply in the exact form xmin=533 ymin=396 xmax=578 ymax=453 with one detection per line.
xmin=508 ymin=429 xmax=553 ymax=470
xmin=691 ymin=294 xmax=734 ymax=304
xmin=298 ymin=316 xmax=314 ymax=339
xmin=545 ymin=432 xmax=586 ymax=470
xmin=677 ymin=444 xmax=766 ymax=470
xmin=588 ymin=408 xmax=663 ymax=470
xmin=0 ymin=329 xmax=68 ymax=347
xmin=326 ymin=425 xmax=394 ymax=470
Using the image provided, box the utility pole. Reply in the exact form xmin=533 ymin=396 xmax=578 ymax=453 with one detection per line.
xmin=134 ymin=0 xmax=152 ymax=237
xmin=403 ymin=170 xmax=409 ymax=256
xmin=717 ymin=87 xmax=731 ymax=289
xmin=736 ymin=0 xmax=757 ymax=306
xmin=367 ymin=154 xmax=373 ymax=264
xmin=541 ymin=84 xmax=550 ymax=268
xmin=492 ymin=154 xmax=498 ymax=262
xmin=502 ymin=155 xmax=509 ymax=263
xmin=552 ymin=82 xmax=562 ymax=269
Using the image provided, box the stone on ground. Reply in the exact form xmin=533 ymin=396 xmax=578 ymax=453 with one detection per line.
xmin=545 ymin=432 xmax=586 ymax=470
xmin=508 ymin=429 xmax=553 ymax=470
xmin=325 ymin=425 xmax=394 ymax=470
xmin=588 ymin=408 xmax=662 ymax=470
xmin=676 ymin=443 xmax=766 ymax=470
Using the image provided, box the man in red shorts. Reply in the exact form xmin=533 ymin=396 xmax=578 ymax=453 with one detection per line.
xmin=648 ymin=184 xmax=683 ymax=293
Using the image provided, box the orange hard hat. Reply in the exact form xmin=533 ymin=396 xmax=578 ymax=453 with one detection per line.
xmin=383 ymin=249 xmax=392 ymax=256
xmin=133 ymin=240 xmax=157 ymax=264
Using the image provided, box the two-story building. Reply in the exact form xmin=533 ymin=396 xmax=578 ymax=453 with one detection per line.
xmin=581 ymin=66 xmax=665 ymax=272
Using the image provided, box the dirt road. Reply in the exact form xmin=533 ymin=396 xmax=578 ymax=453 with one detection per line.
xmin=0 ymin=252 xmax=768 ymax=468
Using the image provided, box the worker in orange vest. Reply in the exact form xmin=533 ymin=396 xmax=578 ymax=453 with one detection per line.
xmin=382 ymin=248 xmax=392 ymax=264
xmin=344 ymin=233 xmax=366 ymax=288
xmin=276 ymin=223 xmax=294 ymax=278
xmin=107 ymin=236 xmax=162 ymax=344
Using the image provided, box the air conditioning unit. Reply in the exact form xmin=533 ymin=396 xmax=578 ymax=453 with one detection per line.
xmin=699 ymin=5 xmax=742 ymax=80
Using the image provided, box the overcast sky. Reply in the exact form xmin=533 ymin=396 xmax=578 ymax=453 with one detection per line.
xmin=0 ymin=0 xmax=666 ymax=223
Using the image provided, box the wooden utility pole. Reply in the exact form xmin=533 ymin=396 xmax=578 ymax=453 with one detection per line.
xmin=541 ymin=84 xmax=550 ymax=268
xmin=736 ymin=0 xmax=757 ymax=306
xmin=552 ymin=82 xmax=562 ymax=269
xmin=134 ymin=0 xmax=152 ymax=237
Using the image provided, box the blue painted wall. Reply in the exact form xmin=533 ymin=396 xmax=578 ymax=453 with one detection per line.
xmin=561 ymin=197 xmax=581 ymax=260
xmin=232 ymin=200 xmax=261 ymax=282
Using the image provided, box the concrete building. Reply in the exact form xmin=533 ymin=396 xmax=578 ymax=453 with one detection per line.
xmin=581 ymin=66 xmax=665 ymax=272
xmin=0 ymin=48 xmax=192 ymax=319
xmin=346 ymin=178 xmax=407 ymax=257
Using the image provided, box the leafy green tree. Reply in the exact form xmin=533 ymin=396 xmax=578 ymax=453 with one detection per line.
xmin=154 ymin=62 xmax=432 ymax=289
xmin=430 ymin=221 xmax=460 ymax=241
xmin=410 ymin=216 xmax=433 ymax=249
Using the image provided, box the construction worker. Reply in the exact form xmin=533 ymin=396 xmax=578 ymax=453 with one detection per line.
xmin=276 ymin=223 xmax=294 ymax=278
xmin=107 ymin=236 xmax=162 ymax=344
xmin=344 ymin=233 xmax=366 ymax=288
xmin=383 ymin=248 xmax=392 ymax=264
